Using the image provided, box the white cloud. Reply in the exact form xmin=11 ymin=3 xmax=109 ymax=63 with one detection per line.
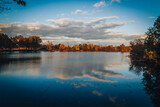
xmin=73 ymin=9 xmax=88 ymax=15
xmin=0 ymin=17 xmax=144 ymax=45
xmin=87 ymin=16 xmax=119 ymax=25
xmin=94 ymin=1 xmax=106 ymax=8
xmin=94 ymin=22 xmax=125 ymax=29
xmin=104 ymin=31 xmax=145 ymax=40
xmin=111 ymin=0 xmax=121 ymax=3
xmin=47 ymin=18 xmax=84 ymax=27
xmin=148 ymin=16 xmax=155 ymax=19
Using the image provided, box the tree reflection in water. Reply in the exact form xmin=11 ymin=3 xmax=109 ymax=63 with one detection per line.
xmin=0 ymin=53 xmax=41 ymax=72
xmin=129 ymin=56 xmax=160 ymax=107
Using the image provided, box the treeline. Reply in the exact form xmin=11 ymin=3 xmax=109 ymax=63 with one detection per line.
xmin=44 ymin=41 xmax=131 ymax=52
xmin=130 ymin=16 xmax=160 ymax=63
xmin=0 ymin=33 xmax=131 ymax=52
xmin=0 ymin=33 xmax=42 ymax=51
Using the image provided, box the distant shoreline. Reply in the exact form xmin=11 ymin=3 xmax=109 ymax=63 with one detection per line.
xmin=0 ymin=48 xmax=130 ymax=53
xmin=0 ymin=33 xmax=131 ymax=53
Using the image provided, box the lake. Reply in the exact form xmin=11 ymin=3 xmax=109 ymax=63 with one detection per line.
xmin=0 ymin=52 xmax=155 ymax=107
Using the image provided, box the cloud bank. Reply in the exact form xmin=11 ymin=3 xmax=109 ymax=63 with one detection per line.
xmin=0 ymin=17 xmax=144 ymax=45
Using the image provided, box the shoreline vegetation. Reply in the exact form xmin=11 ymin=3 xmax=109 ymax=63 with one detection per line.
xmin=130 ymin=16 xmax=160 ymax=64
xmin=0 ymin=33 xmax=131 ymax=52
xmin=129 ymin=16 xmax=160 ymax=106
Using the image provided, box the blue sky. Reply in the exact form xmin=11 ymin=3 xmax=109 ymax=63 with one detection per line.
xmin=0 ymin=0 xmax=159 ymax=45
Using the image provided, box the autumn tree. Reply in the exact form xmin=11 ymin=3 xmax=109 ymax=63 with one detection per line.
xmin=82 ymin=44 xmax=88 ymax=51
xmin=120 ymin=44 xmax=125 ymax=52
xmin=73 ymin=44 xmax=80 ymax=51
xmin=144 ymin=16 xmax=160 ymax=60
xmin=90 ymin=44 xmax=94 ymax=51
xmin=59 ymin=44 xmax=66 ymax=51
xmin=95 ymin=45 xmax=99 ymax=51
xmin=11 ymin=35 xmax=42 ymax=49
xmin=28 ymin=36 xmax=42 ymax=49
xmin=46 ymin=41 xmax=54 ymax=51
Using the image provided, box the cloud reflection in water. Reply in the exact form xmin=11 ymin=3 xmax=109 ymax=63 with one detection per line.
xmin=0 ymin=52 xmax=129 ymax=83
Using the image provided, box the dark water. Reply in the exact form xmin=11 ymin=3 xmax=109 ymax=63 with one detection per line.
xmin=0 ymin=52 xmax=158 ymax=107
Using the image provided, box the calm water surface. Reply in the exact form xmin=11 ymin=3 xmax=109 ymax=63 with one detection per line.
xmin=0 ymin=52 xmax=154 ymax=107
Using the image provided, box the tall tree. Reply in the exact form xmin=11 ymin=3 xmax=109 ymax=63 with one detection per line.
xmin=28 ymin=36 xmax=42 ymax=49
xmin=145 ymin=16 xmax=160 ymax=59
xmin=0 ymin=33 xmax=16 ymax=49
